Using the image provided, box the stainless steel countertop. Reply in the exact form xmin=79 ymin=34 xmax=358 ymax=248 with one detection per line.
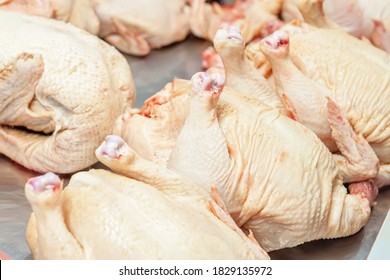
xmin=0 ymin=36 xmax=389 ymax=260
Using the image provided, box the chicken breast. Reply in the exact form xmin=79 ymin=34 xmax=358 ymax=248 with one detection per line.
xmin=0 ymin=11 xmax=135 ymax=173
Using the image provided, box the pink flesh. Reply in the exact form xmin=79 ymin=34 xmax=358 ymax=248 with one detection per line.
xmin=373 ymin=20 xmax=386 ymax=32
xmin=99 ymin=135 xmax=126 ymax=159
xmin=209 ymin=73 xmax=225 ymax=92
xmin=141 ymin=90 xmax=172 ymax=118
xmin=263 ymin=31 xmax=289 ymax=49
xmin=27 ymin=172 xmax=61 ymax=193
xmin=264 ymin=37 xmax=288 ymax=48
xmin=192 ymin=72 xmax=224 ymax=94
xmin=225 ymin=25 xmax=243 ymax=40
xmin=348 ymin=180 xmax=378 ymax=206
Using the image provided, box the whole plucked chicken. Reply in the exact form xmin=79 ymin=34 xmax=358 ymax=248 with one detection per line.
xmin=258 ymin=6 xmax=390 ymax=189
xmin=114 ymin=28 xmax=376 ymax=251
xmin=25 ymin=137 xmax=268 ymax=259
xmin=282 ymin=0 xmax=390 ymax=52
xmin=0 ymin=11 xmax=135 ymax=173
xmin=190 ymin=0 xmax=284 ymax=42
xmin=0 ymin=0 xmax=191 ymax=56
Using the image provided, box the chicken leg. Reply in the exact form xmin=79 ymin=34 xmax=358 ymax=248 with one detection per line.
xmin=25 ymin=172 xmax=84 ymax=259
xmin=25 ymin=166 xmax=269 ymax=259
xmin=167 ymin=72 xmax=232 ymax=192
xmin=259 ymin=30 xmax=333 ymax=149
xmin=95 ymin=135 xmax=210 ymax=204
xmin=213 ymin=26 xmax=282 ymax=111
xmin=259 ymin=30 xmax=379 ymax=184
xmin=96 ymin=135 xmax=183 ymax=190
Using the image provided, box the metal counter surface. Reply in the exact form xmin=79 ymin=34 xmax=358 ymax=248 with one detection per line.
xmin=0 ymin=36 xmax=389 ymax=260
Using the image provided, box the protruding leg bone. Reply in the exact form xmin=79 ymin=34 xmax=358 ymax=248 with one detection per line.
xmin=168 ymin=72 xmax=232 ymax=192
xmin=213 ymin=26 xmax=282 ymax=110
xmin=260 ymin=30 xmax=335 ymax=149
xmin=96 ymin=135 xmax=181 ymax=187
xmin=260 ymin=30 xmax=380 ymax=184
xmin=97 ymin=135 xmax=129 ymax=159
xmin=25 ymin=172 xmax=84 ymax=259
xmin=96 ymin=135 xmax=214 ymax=206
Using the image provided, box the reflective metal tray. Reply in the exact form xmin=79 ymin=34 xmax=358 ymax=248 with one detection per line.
xmin=0 ymin=36 xmax=389 ymax=260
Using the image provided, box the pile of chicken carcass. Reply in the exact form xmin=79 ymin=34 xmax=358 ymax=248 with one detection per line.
xmin=0 ymin=0 xmax=389 ymax=260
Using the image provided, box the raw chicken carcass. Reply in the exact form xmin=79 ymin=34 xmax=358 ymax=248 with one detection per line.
xmin=94 ymin=0 xmax=191 ymax=56
xmin=258 ymin=19 xmax=390 ymax=188
xmin=0 ymin=0 xmax=99 ymax=34
xmin=282 ymin=0 xmax=390 ymax=52
xmin=0 ymin=0 xmax=191 ymax=56
xmin=190 ymin=0 xmax=284 ymax=42
xmin=115 ymin=64 xmax=375 ymax=251
xmin=25 ymin=139 xmax=268 ymax=259
xmin=0 ymin=11 xmax=135 ymax=173
xmin=323 ymin=0 xmax=390 ymax=52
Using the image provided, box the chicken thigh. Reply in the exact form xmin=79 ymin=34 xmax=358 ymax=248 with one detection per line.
xmin=25 ymin=141 xmax=268 ymax=259
xmin=0 ymin=11 xmax=135 ymax=173
xmin=115 ymin=67 xmax=374 ymax=251
xmin=0 ymin=0 xmax=191 ymax=56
